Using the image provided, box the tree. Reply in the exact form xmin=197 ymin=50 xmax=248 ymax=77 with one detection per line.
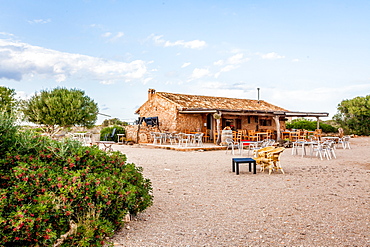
xmin=22 ymin=87 xmax=98 ymax=136
xmin=333 ymin=95 xmax=370 ymax=136
xmin=0 ymin=86 xmax=18 ymax=113
xmin=102 ymin=118 xmax=128 ymax=126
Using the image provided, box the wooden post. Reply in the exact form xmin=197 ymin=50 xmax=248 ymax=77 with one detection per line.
xmin=274 ymin=116 xmax=281 ymax=140
xmin=316 ymin=117 xmax=320 ymax=130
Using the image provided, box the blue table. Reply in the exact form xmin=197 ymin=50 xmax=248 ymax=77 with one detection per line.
xmin=232 ymin=158 xmax=257 ymax=175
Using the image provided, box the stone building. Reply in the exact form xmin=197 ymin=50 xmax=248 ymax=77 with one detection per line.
xmin=129 ymin=89 xmax=328 ymax=143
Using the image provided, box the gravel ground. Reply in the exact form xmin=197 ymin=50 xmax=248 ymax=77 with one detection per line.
xmin=109 ymin=137 xmax=370 ymax=246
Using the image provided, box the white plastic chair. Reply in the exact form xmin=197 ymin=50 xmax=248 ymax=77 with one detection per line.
xmin=167 ymin=133 xmax=177 ymax=145
xmin=151 ymin=132 xmax=162 ymax=145
xmin=323 ymin=140 xmax=336 ymax=159
xmin=225 ymin=138 xmax=239 ymax=155
xmin=312 ymin=141 xmax=332 ymax=160
xmin=291 ymin=139 xmax=307 ymax=156
xmin=193 ymin=133 xmax=204 ymax=146
xmin=338 ymin=136 xmax=351 ymax=149
xmin=177 ymin=133 xmax=190 ymax=147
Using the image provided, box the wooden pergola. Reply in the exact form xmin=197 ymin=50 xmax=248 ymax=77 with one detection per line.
xmin=180 ymin=109 xmax=329 ymax=141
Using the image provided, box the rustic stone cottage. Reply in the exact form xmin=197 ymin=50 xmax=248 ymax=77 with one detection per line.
xmin=127 ymin=89 xmax=328 ymax=143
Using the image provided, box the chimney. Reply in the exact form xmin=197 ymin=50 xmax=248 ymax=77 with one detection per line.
xmin=148 ymin=88 xmax=156 ymax=100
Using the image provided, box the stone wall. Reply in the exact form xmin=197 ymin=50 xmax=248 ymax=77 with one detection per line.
xmin=137 ymin=95 xmax=178 ymax=131
xmin=125 ymin=124 xmax=161 ymax=143
xmin=175 ymin=113 xmax=205 ymax=133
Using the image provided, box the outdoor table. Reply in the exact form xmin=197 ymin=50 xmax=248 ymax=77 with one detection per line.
xmin=184 ymin=133 xmax=196 ymax=146
xmin=256 ymin=132 xmax=268 ymax=141
xmin=292 ymin=141 xmax=317 ymax=157
xmin=281 ymin=131 xmax=292 ymax=140
xmin=322 ymin=136 xmax=340 ymax=142
xmin=96 ymin=141 xmax=115 ymax=151
xmin=232 ymin=158 xmax=257 ymax=175
xmin=239 ymin=140 xmax=257 ymax=155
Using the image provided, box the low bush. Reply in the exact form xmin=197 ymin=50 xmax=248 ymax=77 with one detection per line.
xmin=0 ymin=115 xmax=152 ymax=246
xmin=286 ymin=118 xmax=337 ymax=133
xmin=0 ymin=113 xmax=18 ymax=157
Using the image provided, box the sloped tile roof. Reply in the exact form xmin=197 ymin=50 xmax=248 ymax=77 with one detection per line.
xmin=156 ymin=91 xmax=288 ymax=112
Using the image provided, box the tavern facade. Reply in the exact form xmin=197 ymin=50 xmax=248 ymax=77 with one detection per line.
xmin=132 ymin=89 xmax=329 ymax=142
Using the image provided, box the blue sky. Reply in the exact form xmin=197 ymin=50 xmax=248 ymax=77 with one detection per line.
xmin=1 ymin=0 xmax=370 ymax=124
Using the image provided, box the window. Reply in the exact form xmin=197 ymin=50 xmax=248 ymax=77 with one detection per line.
xmin=259 ymin=119 xmax=272 ymax=126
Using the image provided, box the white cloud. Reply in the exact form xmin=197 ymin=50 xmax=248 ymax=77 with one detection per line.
xmin=102 ymin=32 xmax=112 ymax=37
xmin=100 ymin=80 xmax=115 ymax=85
xmin=227 ymin=53 xmax=249 ymax=64
xmin=115 ymin=32 xmax=124 ymax=38
xmin=190 ymin=68 xmax=211 ymax=79
xmin=213 ymin=53 xmax=249 ymax=78
xmin=0 ymin=39 xmax=149 ymax=84
xmin=102 ymin=31 xmax=124 ymax=42
xmin=213 ymin=59 xmax=224 ymax=66
xmin=292 ymin=59 xmax=300 ymax=62
xmin=214 ymin=65 xmax=239 ymax=78
xmin=143 ymin=77 xmax=153 ymax=84
xmin=150 ymin=34 xmax=207 ymax=49
xmin=28 ymin=19 xmax=51 ymax=24
xmin=0 ymin=32 xmax=15 ymax=37
xmin=259 ymin=52 xmax=285 ymax=60
xmin=181 ymin=62 xmax=191 ymax=68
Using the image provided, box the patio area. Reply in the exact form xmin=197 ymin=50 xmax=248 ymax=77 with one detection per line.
xmin=109 ymin=136 xmax=370 ymax=246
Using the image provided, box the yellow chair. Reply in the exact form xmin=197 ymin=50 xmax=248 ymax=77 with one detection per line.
xmin=253 ymin=146 xmax=276 ymax=158
xmin=254 ymin=147 xmax=285 ymax=174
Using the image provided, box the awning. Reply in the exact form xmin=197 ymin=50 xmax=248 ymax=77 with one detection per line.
xmin=179 ymin=109 xmax=329 ymax=118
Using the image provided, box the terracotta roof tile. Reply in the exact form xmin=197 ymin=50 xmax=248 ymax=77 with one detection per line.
xmin=157 ymin=92 xmax=287 ymax=112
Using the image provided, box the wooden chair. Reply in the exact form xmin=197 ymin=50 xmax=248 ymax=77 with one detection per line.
xmin=266 ymin=129 xmax=273 ymax=139
xmin=203 ymin=129 xmax=211 ymax=143
xmin=314 ymin=129 xmax=322 ymax=140
xmin=248 ymin=130 xmax=258 ymax=141
xmin=242 ymin=130 xmax=248 ymax=140
xmin=301 ymin=130 xmax=308 ymax=140
xmin=290 ymin=130 xmax=300 ymax=141
xmin=236 ymin=131 xmax=243 ymax=143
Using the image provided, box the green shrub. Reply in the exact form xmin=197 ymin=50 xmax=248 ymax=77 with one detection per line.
xmin=286 ymin=118 xmax=337 ymax=133
xmin=0 ymin=129 xmax=152 ymax=246
xmin=0 ymin=113 xmax=18 ymax=157
xmin=100 ymin=126 xmax=125 ymax=142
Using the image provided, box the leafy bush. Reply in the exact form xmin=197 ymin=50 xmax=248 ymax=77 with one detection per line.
xmin=320 ymin=123 xmax=337 ymax=133
xmin=286 ymin=118 xmax=337 ymax=133
xmin=0 ymin=117 xmax=152 ymax=246
xmin=100 ymin=126 xmax=125 ymax=142
xmin=0 ymin=113 xmax=18 ymax=158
